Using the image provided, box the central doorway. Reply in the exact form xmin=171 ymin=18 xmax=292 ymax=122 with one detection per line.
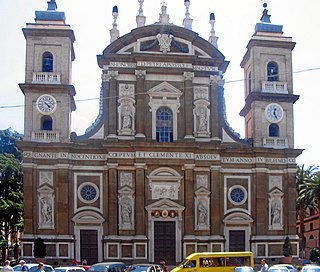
xmin=229 ymin=230 xmax=245 ymax=251
xmin=154 ymin=221 xmax=176 ymax=265
xmin=80 ymin=230 xmax=98 ymax=265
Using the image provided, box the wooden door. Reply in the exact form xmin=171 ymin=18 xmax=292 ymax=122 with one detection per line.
xmin=80 ymin=230 xmax=98 ymax=265
xmin=154 ymin=221 xmax=176 ymax=265
xmin=229 ymin=230 xmax=245 ymax=251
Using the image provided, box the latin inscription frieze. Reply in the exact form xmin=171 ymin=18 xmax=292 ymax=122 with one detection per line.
xmin=22 ymin=151 xmax=295 ymax=165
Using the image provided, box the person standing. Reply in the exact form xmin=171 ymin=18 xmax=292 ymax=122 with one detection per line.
xmin=19 ymin=260 xmax=29 ymax=271
xmin=160 ymin=260 xmax=168 ymax=272
xmin=1 ymin=260 xmax=13 ymax=272
xmin=260 ymin=259 xmax=269 ymax=272
xmin=36 ymin=263 xmax=44 ymax=272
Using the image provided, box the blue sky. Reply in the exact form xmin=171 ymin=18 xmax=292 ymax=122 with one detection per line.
xmin=0 ymin=0 xmax=319 ymax=167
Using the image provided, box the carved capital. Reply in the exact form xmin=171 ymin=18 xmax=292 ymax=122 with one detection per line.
xmin=210 ymin=75 xmax=224 ymax=86
xmin=183 ymin=72 xmax=194 ymax=81
xmin=101 ymin=70 xmax=119 ymax=82
xmin=135 ymin=70 xmax=146 ymax=79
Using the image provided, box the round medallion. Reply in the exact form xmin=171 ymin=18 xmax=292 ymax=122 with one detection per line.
xmin=78 ymin=183 xmax=99 ymax=203
xmin=36 ymin=94 xmax=57 ymax=114
xmin=265 ymin=103 xmax=283 ymax=123
xmin=228 ymin=185 xmax=247 ymax=205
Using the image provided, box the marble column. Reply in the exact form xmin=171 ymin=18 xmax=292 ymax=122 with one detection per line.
xmin=184 ymin=72 xmax=195 ymax=140
xmin=135 ymin=163 xmax=146 ymax=235
xmin=183 ymin=164 xmax=195 ymax=234
xmin=135 ymin=70 xmax=146 ymax=140
xmin=107 ymin=163 xmax=118 ymax=235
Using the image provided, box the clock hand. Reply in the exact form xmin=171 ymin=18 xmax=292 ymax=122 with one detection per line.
xmin=44 ymin=102 xmax=52 ymax=108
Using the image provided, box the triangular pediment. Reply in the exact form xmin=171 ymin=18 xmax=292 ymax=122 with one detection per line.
xmin=195 ymin=186 xmax=211 ymax=196
xmin=148 ymin=82 xmax=182 ymax=98
xmin=145 ymin=198 xmax=185 ymax=212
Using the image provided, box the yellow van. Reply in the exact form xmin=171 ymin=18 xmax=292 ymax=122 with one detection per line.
xmin=171 ymin=251 xmax=254 ymax=272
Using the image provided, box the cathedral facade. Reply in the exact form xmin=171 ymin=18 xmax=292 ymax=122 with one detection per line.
xmin=19 ymin=0 xmax=301 ymax=265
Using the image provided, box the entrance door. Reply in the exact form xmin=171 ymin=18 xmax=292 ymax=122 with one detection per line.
xmin=80 ymin=230 xmax=98 ymax=265
xmin=229 ymin=230 xmax=245 ymax=251
xmin=154 ymin=221 xmax=176 ymax=265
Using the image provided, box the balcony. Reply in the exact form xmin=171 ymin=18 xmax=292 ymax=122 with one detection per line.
xmin=263 ymin=137 xmax=288 ymax=148
xmin=32 ymin=72 xmax=61 ymax=84
xmin=32 ymin=130 xmax=60 ymax=142
xmin=262 ymin=81 xmax=288 ymax=94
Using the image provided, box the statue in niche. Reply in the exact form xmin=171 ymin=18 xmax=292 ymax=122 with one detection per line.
xmin=271 ymin=199 xmax=281 ymax=225
xmin=120 ymin=197 xmax=132 ymax=224
xmin=197 ymin=200 xmax=207 ymax=224
xmin=40 ymin=197 xmax=52 ymax=224
xmin=196 ymin=106 xmax=208 ymax=132
xmin=121 ymin=103 xmax=133 ymax=129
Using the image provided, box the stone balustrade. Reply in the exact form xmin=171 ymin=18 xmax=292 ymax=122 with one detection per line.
xmin=32 ymin=130 xmax=60 ymax=142
xmin=262 ymin=81 xmax=288 ymax=93
xmin=32 ymin=72 xmax=61 ymax=84
xmin=263 ymin=137 xmax=288 ymax=148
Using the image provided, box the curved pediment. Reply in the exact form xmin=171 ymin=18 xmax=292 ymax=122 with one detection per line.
xmin=98 ymin=24 xmax=228 ymax=72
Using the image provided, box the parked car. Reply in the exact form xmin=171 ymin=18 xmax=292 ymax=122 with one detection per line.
xmin=272 ymin=264 xmax=297 ymax=272
xmin=13 ymin=263 xmax=54 ymax=272
xmin=268 ymin=266 xmax=290 ymax=272
xmin=54 ymin=266 xmax=86 ymax=272
xmin=234 ymin=266 xmax=254 ymax=272
xmin=87 ymin=262 xmax=126 ymax=272
xmin=127 ymin=264 xmax=163 ymax=272
xmin=301 ymin=265 xmax=320 ymax=272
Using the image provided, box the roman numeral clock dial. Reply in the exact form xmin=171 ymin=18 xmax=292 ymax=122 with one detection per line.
xmin=265 ymin=103 xmax=283 ymax=123
xmin=36 ymin=94 xmax=57 ymax=114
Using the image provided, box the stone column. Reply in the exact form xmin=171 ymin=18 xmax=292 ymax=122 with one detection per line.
xmin=255 ymin=170 xmax=268 ymax=234
xmin=209 ymin=75 xmax=223 ymax=140
xmin=107 ymin=163 xmax=118 ymax=235
xmin=101 ymin=70 xmax=111 ymax=136
xmin=184 ymin=72 xmax=195 ymax=140
xmin=104 ymin=71 xmax=119 ymax=140
xmin=183 ymin=164 xmax=195 ymax=234
xmin=135 ymin=70 xmax=146 ymax=140
xmin=210 ymin=165 xmax=221 ymax=234
xmin=135 ymin=163 xmax=146 ymax=235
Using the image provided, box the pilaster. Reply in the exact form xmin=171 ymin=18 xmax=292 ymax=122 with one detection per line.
xmin=107 ymin=163 xmax=118 ymax=235
xmin=210 ymin=75 xmax=223 ymax=140
xmin=184 ymin=72 xmax=195 ymax=140
xmin=210 ymin=165 xmax=222 ymax=235
xmin=135 ymin=163 xmax=147 ymax=235
xmin=135 ymin=70 xmax=147 ymax=140
xmin=183 ymin=164 xmax=195 ymax=234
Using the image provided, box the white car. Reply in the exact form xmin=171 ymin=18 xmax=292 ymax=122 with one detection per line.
xmin=267 ymin=266 xmax=290 ymax=272
xmin=272 ymin=264 xmax=297 ymax=272
xmin=13 ymin=263 xmax=54 ymax=272
xmin=54 ymin=267 xmax=86 ymax=272
xmin=301 ymin=265 xmax=320 ymax=272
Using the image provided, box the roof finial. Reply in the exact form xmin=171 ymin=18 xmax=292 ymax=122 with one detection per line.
xmin=159 ymin=1 xmax=170 ymax=24
xmin=260 ymin=2 xmax=271 ymax=23
xmin=208 ymin=13 xmax=218 ymax=48
xmin=47 ymin=0 xmax=57 ymax=11
xmin=110 ymin=6 xmax=120 ymax=43
xmin=183 ymin=0 xmax=193 ymax=30
xmin=136 ymin=0 xmax=146 ymax=27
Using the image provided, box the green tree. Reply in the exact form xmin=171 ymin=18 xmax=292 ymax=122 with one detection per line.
xmin=0 ymin=128 xmax=24 ymax=261
xmin=298 ymin=167 xmax=320 ymax=254
xmin=296 ymin=165 xmax=318 ymax=254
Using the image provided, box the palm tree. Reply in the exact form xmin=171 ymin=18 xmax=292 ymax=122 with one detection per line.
xmin=298 ymin=166 xmax=320 ymax=252
xmin=296 ymin=165 xmax=318 ymax=255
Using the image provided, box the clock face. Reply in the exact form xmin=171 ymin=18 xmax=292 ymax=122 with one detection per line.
xmin=36 ymin=94 xmax=57 ymax=114
xmin=265 ymin=103 xmax=283 ymax=123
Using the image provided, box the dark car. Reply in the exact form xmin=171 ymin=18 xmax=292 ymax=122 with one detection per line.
xmin=88 ymin=262 xmax=127 ymax=272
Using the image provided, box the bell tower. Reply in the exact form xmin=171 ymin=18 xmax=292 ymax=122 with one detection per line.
xmin=19 ymin=0 xmax=76 ymax=143
xmin=240 ymin=3 xmax=299 ymax=148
